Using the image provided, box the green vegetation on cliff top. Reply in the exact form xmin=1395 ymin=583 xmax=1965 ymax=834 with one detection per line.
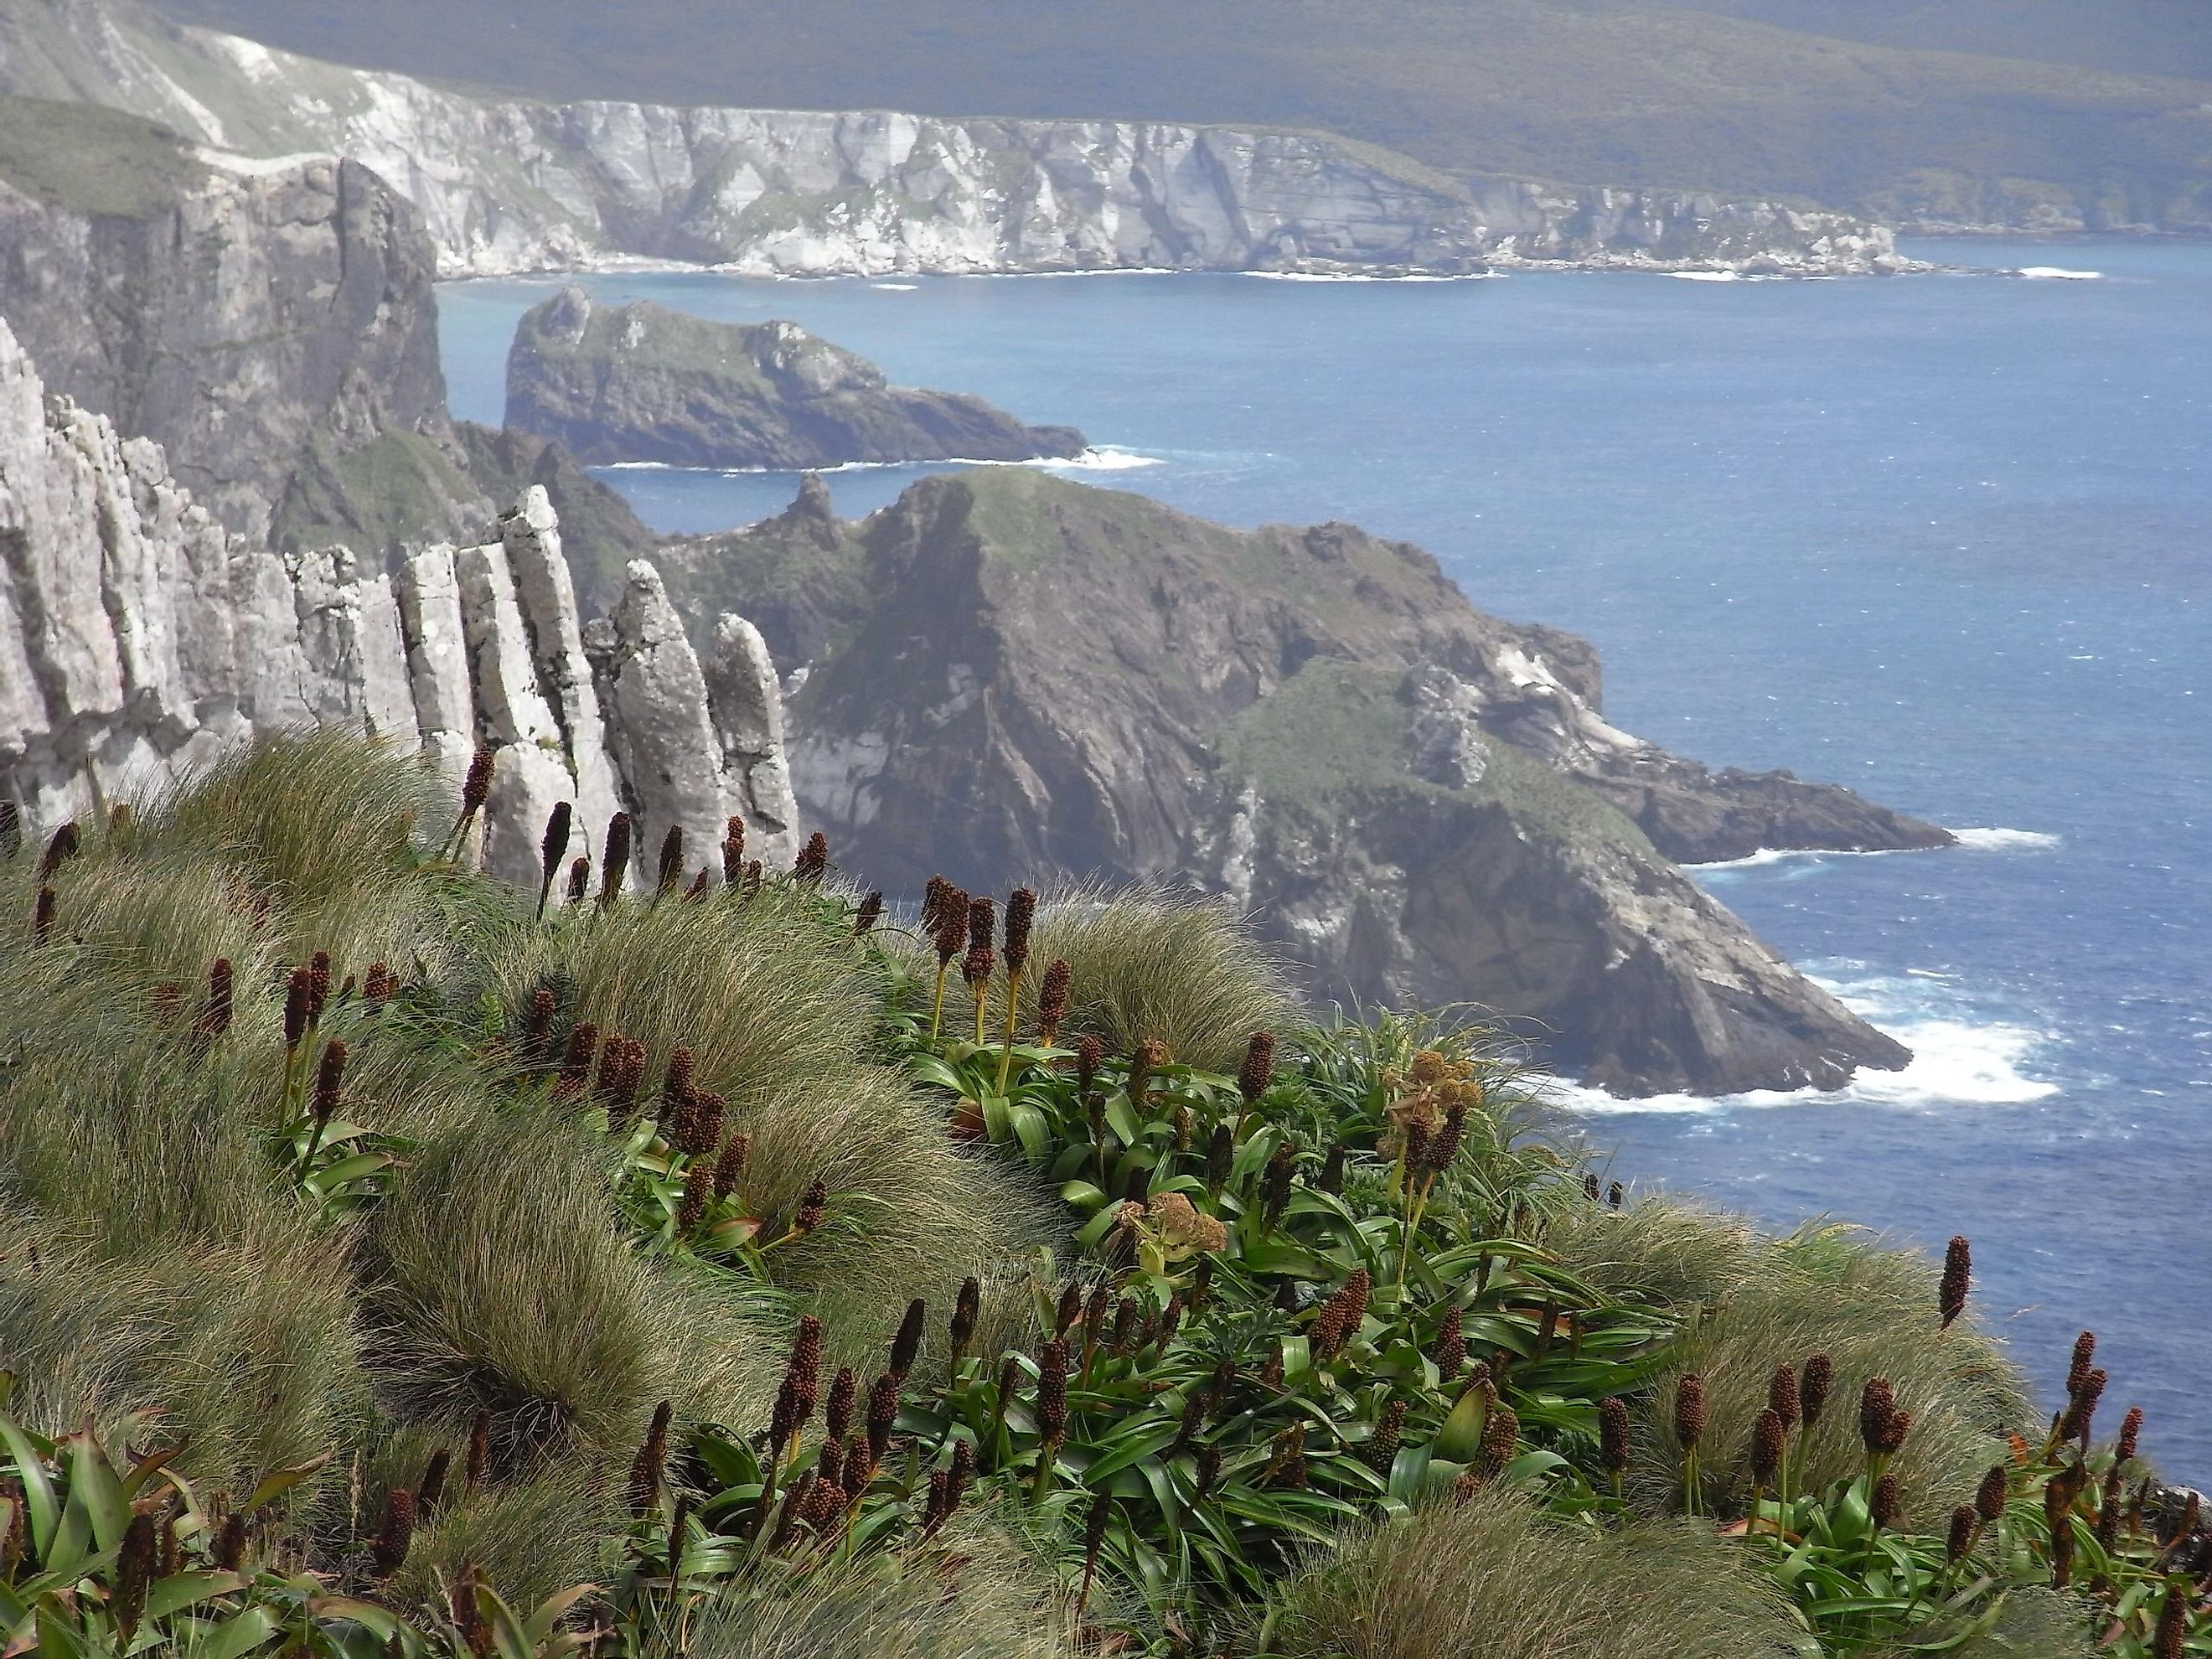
xmin=0 ymin=95 xmax=209 ymax=217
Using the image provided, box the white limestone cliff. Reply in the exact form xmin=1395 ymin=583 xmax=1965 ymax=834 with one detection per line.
xmin=0 ymin=0 xmax=1906 ymax=279
xmin=0 ymin=318 xmax=798 ymax=886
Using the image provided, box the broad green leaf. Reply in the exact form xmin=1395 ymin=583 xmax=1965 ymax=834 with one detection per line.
xmin=189 ymin=1605 xmax=279 ymax=1659
xmin=0 ymin=1414 xmax=59 ymax=1556
xmin=144 ymin=1570 xmax=246 ymax=1622
xmin=242 ymin=1452 xmax=332 ymax=1512
xmin=1431 ymin=1385 xmax=1489 ymax=1464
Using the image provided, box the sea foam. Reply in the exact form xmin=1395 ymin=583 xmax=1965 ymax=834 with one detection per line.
xmin=2015 ymin=266 xmax=2103 ymax=281
xmin=1952 ymin=826 xmax=2063 ymax=851
xmin=1550 ymin=969 xmax=2059 ymax=1115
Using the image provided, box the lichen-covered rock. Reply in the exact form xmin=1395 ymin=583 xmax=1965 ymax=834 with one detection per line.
xmin=508 ymin=288 xmax=1087 ymax=469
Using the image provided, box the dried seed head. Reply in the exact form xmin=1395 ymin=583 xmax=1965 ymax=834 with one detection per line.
xmin=1478 ymin=1400 xmax=1520 ymax=1479
xmin=674 ymin=1164 xmax=711 ymax=1233
xmin=1426 ymin=1102 xmax=1467 ymax=1175
xmin=1341 ymin=1269 xmax=1372 ymax=1333
xmin=628 ymin=1407 xmax=668 ymax=1504
xmin=889 ymin=1298 xmax=927 ymax=1382
xmin=1940 ymin=1235 xmax=1972 ymax=1328
xmin=711 ymin=1132 xmax=751 ymax=1202
xmin=461 ymin=746 xmax=495 ymax=814
xmin=558 ymin=1022 xmax=599 ymax=1094
xmin=656 ymin=824 xmax=686 ymax=893
xmin=374 ymin=1487 xmax=416 ymax=1574
xmin=1430 ymin=1301 xmax=1466 ymax=1378
xmin=2067 ymin=1331 xmax=2097 ymax=1399
xmin=2119 ymin=1406 xmax=2145 ymax=1464
xmin=933 ymin=888 xmax=968 ymax=965
xmin=1976 ymin=1463 xmax=2008 ymax=1521
xmin=945 ymin=1438 xmax=974 ymax=1522
xmin=418 ymin=1448 xmax=452 ymax=1516
xmin=214 ymin=1512 xmax=246 ymax=1572
xmin=1859 ymin=1377 xmax=1897 ymax=1455
xmin=743 ymin=859 xmax=762 ymax=896
xmin=37 ymin=820 xmax=80 ymax=881
xmin=312 ymin=1040 xmax=347 ymax=1126
xmin=1608 ymin=1181 xmax=1625 ymax=1208
xmin=1190 ymin=1255 xmax=1215 ymax=1310
xmin=1310 ymin=1295 xmax=1349 ymax=1362
xmin=788 ymin=1315 xmax=824 ymax=1407
xmin=962 ymin=938 xmax=995 ymax=991
xmin=1262 ymin=1142 xmax=1295 ymax=1224
xmin=793 ymin=1176 xmax=829 ymax=1239
xmin=1036 ymin=1338 xmax=1070 ymax=1444
xmin=1083 ymin=1283 xmax=1111 ymax=1350
xmin=1673 ymin=1373 xmax=1708 ymax=1451
xmin=283 ymin=967 xmax=313 ymax=1049
xmin=308 ymin=950 xmax=332 ymax=1025
xmin=1238 ymin=1031 xmax=1275 ymax=1104
xmin=115 ymin=1512 xmax=156 ymax=1636
xmin=1269 ymin=1420 xmax=1310 ymax=1489
xmin=921 ymin=875 xmax=951 ymax=934
xmin=1403 ymin=1118 xmax=1432 ymax=1173
xmin=1083 ymin=1489 xmax=1112 ymax=1563
xmin=843 ymin=1434 xmax=872 ymax=1498
xmin=1879 ymin=1408 xmax=1915 ymax=1459
xmin=1318 ymin=1142 xmax=1347 ymax=1195
xmin=824 ymin=1367 xmax=858 ymax=1445
xmin=2156 ymin=1582 xmax=2189 ymax=1659
xmin=662 ymin=1047 xmax=695 ymax=1112
xmin=1871 ymin=1471 xmax=1902 ymax=1531
xmin=1056 ymin=1281 xmax=1084 ymax=1336
xmin=854 ymin=892 xmax=884 ymax=935
xmin=1801 ymin=1354 xmax=1834 ymax=1429
xmin=1367 ymin=1399 xmax=1409 ymax=1472
xmin=1110 ymin=1295 xmax=1139 ymax=1355
xmin=965 ymin=894 xmax=995 ymax=956
xmin=1004 ymin=887 xmax=1036 ymax=973
xmin=1129 ymin=1037 xmax=1169 ymax=1104
xmin=1947 ymin=1501 xmax=1976 ymax=1563
xmin=2060 ymin=1367 xmax=2107 ymax=1444
xmin=467 ymin=1407 xmax=492 ymax=1487
xmin=1193 ymin=1445 xmax=1222 ymax=1500
xmin=1763 ymin=1362 xmax=1800 ymax=1433
xmin=682 ymin=1090 xmax=726 ymax=1160
xmin=566 ymin=856 xmax=590 ymax=902
xmin=1599 ymin=1396 xmax=1631 ymax=1475
xmin=721 ymin=816 xmax=746 ymax=885
xmin=1037 ymin=958 xmax=1072 ymax=1043
xmin=1584 ymin=1172 xmax=1601 ymax=1202
xmin=598 ymin=812 xmax=633 ymax=907
xmin=1076 ymin=1034 xmax=1103 ymax=1095
xmin=950 ymin=1276 xmax=980 ymax=1358
xmin=540 ymin=800 xmax=572 ymax=879
xmin=1752 ymin=1408 xmax=1785 ymax=1485
xmin=524 ymin=988 xmax=556 ymax=1058
xmin=30 ymin=886 xmax=54 ymax=945
xmin=1205 ymin=1123 xmax=1235 ymax=1190
xmin=866 ymin=1372 xmax=899 ymax=1462
xmin=190 ymin=957 xmax=235 ymax=1054
xmin=793 ymin=830 xmax=829 ymax=883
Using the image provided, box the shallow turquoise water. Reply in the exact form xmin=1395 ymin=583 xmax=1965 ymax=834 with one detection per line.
xmin=439 ymin=241 xmax=2212 ymax=1473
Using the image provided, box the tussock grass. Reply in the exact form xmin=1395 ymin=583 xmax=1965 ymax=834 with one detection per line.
xmin=0 ymin=1215 xmax=363 ymax=1488
xmin=1273 ymin=1487 xmax=1801 ymax=1659
xmin=659 ymin=1512 xmax=1077 ymax=1659
xmin=1540 ymin=1192 xmax=1763 ymax=1307
xmin=1005 ymin=886 xmax=1298 ymax=1072
xmin=1636 ymin=1222 xmax=2031 ymax=1522
xmin=366 ymin=1109 xmax=775 ymax=1465
xmin=386 ymin=1462 xmax=617 ymax=1619
xmin=498 ymin=888 xmax=1050 ymax=1324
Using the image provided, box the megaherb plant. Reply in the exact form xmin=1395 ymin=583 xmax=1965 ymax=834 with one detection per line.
xmin=2 ymin=732 xmax=2207 ymax=1657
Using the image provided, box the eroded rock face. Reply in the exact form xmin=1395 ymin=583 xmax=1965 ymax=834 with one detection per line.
xmin=0 ymin=0 xmax=1908 ymax=278
xmin=507 ymin=289 xmax=1086 ymax=469
xmin=659 ymin=469 xmax=1946 ymax=1097
xmin=0 ymin=320 xmax=796 ymax=891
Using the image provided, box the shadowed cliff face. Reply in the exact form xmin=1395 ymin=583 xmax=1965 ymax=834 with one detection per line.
xmin=659 ymin=470 xmax=1940 ymax=1096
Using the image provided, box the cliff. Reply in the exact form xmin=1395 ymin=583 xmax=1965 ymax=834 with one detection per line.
xmin=657 ymin=470 xmax=1946 ymax=1096
xmin=507 ymin=288 xmax=1087 ymax=471
xmin=0 ymin=0 xmax=1907 ymax=277
xmin=0 ymin=316 xmax=796 ymax=886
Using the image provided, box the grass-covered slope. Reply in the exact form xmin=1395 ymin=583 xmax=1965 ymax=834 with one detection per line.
xmin=0 ymin=731 xmax=2188 ymax=1656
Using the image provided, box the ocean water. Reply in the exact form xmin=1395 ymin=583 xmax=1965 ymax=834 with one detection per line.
xmin=437 ymin=241 xmax=2212 ymax=1476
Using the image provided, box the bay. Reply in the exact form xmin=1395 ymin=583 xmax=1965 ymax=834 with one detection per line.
xmin=438 ymin=241 xmax=2212 ymax=1475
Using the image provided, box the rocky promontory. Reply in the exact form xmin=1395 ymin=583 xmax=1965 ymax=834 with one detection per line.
xmin=506 ymin=288 xmax=1087 ymax=471
xmin=657 ymin=470 xmax=1947 ymax=1097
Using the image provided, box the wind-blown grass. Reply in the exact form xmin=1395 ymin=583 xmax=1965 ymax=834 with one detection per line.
xmin=1272 ymin=1487 xmax=1803 ymax=1659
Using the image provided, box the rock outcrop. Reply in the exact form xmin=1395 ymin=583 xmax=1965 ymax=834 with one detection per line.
xmin=0 ymin=317 xmax=796 ymax=886
xmin=658 ymin=469 xmax=1944 ymax=1096
xmin=508 ymin=288 xmax=1087 ymax=471
xmin=0 ymin=0 xmax=1906 ymax=278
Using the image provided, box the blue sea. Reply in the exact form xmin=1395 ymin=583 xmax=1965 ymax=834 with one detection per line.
xmin=438 ymin=242 xmax=2212 ymax=1476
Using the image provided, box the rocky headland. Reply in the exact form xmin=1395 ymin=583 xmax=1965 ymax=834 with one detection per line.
xmin=0 ymin=0 xmax=1908 ymax=278
xmin=507 ymin=287 xmax=1087 ymax=471
xmin=658 ymin=470 xmax=1950 ymax=1096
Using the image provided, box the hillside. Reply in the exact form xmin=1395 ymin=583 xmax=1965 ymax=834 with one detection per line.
xmin=143 ymin=0 xmax=2212 ymax=234
xmin=657 ymin=468 xmax=1947 ymax=1096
